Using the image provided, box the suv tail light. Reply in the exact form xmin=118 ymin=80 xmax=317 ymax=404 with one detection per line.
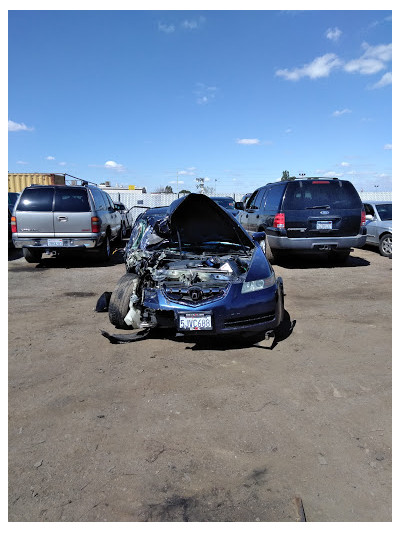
xmin=361 ymin=209 xmax=366 ymax=226
xmin=91 ymin=216 xmax=100 ymax=233
xmin=273 ymin=213 xmax=285 ymax=228
xmin=11 ymin=216 xmax=17 ymax=233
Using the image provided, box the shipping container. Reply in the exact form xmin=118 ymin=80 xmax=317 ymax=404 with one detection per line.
xmin=8 ymin=173 xmax=66 ymax=193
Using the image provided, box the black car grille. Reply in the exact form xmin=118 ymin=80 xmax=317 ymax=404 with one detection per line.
xmin=163 ymin=284 xmax=228 ymax=306
xmin=224 ymin=312 xmax=275 ymax=328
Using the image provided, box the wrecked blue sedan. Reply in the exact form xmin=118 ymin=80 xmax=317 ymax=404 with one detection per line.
xmin=105 ymin=193 xmax=284 ymax=341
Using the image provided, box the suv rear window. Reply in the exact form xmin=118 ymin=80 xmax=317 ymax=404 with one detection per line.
xmin=283 ymin=180 xmax=361 ymax=210
xmin=17 ymin=187 xmax=54 ymax=211
xmin=54 ymin=188 xmax=90 ymax=212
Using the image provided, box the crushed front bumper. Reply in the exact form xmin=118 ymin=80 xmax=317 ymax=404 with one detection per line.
xmin=141 ymin=280 xmax=284 ymax=335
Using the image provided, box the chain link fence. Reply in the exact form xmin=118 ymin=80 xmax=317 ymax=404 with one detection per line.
xmin=107 ymin=189 xmax=392 ymax=226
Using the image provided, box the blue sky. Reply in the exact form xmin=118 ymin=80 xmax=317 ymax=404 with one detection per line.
xmin=8 ymin=8 xmax=392 ymax=194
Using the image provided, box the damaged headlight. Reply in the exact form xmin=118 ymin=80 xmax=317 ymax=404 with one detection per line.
xmin=241 ymin=274 xmax=276 ymax=294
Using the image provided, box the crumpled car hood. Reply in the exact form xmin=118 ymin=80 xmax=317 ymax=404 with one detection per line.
xmin=154 ymin=193 xmax=254 ymax=249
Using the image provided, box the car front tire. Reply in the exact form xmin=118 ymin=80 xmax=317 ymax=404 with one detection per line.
xmin=379 ymin=234 xmax=392 ymax=258
xmin=108 ymin=273 xmax=139 ymax=329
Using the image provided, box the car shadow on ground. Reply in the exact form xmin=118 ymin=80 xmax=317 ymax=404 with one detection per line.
xmin=8 ymin=243 xmax=127 ymax=268
xmin=7 ymin=248 xmax=23 ymax=261
xmin=275 ymin=253 xmax=370 ymax=270
xmin=107 ymin=310 xmax=296 ymax=351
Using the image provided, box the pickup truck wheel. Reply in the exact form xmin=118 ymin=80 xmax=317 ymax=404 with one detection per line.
xmin=108 ymin=273 xmax=139 ymax=329
xmin=379 ymin=234 xmax=392 ymax=258
xmin=23 ymin=248 xmax=42 ymax=263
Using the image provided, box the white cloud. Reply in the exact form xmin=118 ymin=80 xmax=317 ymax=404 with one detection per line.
xmin=16 ymin=160 xmax=28 ymax=165
xmin=332 ymin=109 xmax=352 ymax=117
xmin=344 ymin=42 xmax=392 ymax=75
xmin=323 ymin=171 xmax=343 ymax=178
xmin=276 ymin=42 xmax=391 ymax=83
xmin=340 ymin=162 xmax=350 ymax=167
xmin=170 ymin=180 xmax=184 ymax=184
xmin=178 ymin=168 xmax=196 ymax=176
xmin=285 ymin=128 xmax=293 ymax=134
xmin=194 ymin=83 xmax=217 ymax=105
xmin=46 ymin=156 xmax=55 ymax=160
xmin=59 ymin=162 xmax=67 ymax=166
xmin=158 ymin=22 xmax=175 ymax=33
xmin=276 ymin=53 xmax=342 ymax=81
xmin=104 ymin=160 xmax=125 ymax=172
xmin=236 ymin=138 xmax=261 ymax=145
xmin=370 ymin=72 xmax=392 ymax=89
xmin=181 ymin=16 xmax=205 ymax=30
xmin=326 ymin=27 xmax=342 ymax=42
xmin=8 ymin=120 xmax=34 ymax=132
xmin=384 ymin=144 xmax=392 ymax=150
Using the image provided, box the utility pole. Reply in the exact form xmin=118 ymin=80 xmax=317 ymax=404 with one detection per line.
xmin=195 ymin=177 xmax=205 ymax=194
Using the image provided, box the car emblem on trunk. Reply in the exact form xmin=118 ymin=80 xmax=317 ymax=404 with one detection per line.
xmin=189 ymin=287 xmax=203 ymax=302
xmin=320 ymin=211 xmax=330 ymax=214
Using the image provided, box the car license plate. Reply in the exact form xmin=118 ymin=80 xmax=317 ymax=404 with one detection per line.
xmin=178 ymin=312 xmax=212 ymax=331
xmin=316 ymin=221 xmax=332 ymax=230
xmin=47 ymin=239 xmax=64 ymax=247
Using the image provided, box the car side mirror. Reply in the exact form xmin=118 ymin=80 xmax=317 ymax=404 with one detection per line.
xmin=235 ymin=202 xmax=244 ymax=210
xmin=365 ymin=214 xmax=374 ymax=221
xmin=252 ymin=231 xmax=266 ymax=243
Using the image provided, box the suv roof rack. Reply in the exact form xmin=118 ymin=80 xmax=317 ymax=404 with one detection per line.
xmin=27 ymin=174 xmax=99 ymax=188
xmin=64 ymin=174 xmax=98 ymax=187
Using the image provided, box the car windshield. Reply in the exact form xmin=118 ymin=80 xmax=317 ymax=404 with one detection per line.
xmin=211 ymin=198 xmax=235 ymax=209
xmin=375 ymin=204 xmax=392 ymax=221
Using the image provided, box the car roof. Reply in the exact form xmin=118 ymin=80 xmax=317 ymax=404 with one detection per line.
xmin=363 ymin=200 xmax=392 ymax=205
xmin=209 ymin=196 xmax=235 ymax=200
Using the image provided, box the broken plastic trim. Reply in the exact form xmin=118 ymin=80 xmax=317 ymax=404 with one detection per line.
xmin=100 ymin=328 xmax=151 ymax=344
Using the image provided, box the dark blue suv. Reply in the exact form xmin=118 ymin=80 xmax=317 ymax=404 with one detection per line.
xmin=239 ymin=178 xmax=367 ymax=263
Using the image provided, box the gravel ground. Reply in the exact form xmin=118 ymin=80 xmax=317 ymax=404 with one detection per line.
xmin=8 ymin=243 xmax=392 ymax=522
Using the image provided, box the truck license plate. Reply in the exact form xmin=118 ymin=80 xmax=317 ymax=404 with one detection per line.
xmin=316 ymin=221 xmax=332 ymax=230
xmin=179 ymin=313 xmax=212 ymax=331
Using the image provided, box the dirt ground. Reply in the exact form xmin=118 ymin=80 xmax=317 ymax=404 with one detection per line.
xmin=8 ymin=243 xmax=392 ymax=522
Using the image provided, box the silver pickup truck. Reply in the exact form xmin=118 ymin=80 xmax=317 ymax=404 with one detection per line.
xmin=11 ymin=183 xmax=122 ymax=263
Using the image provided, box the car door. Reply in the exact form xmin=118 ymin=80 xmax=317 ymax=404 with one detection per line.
xmin=241 ymin=188 xmax=267 ymax=232
xmin=364 ymin=203 xmax=379 ymax=244
xmin=53 ymin=187 xmax=92 ymax=236
xmin=15 ymin=187 xmax=55 ymax=237
xmin=102 ymin=192 xmax=121 ymax=238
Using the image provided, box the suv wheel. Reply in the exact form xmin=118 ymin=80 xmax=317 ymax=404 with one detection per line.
xmin=379 ymin=234 xmax=392 ymax=258
xmin=23 ymin=248 xmax=42 ymax=263
xmin=261 ymin=237 xmax=280 ymax=264
xmin=98 ymin=234 xmax=111 ymax=261
xmin=108 ymin=273 xmax=139 ymax=329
